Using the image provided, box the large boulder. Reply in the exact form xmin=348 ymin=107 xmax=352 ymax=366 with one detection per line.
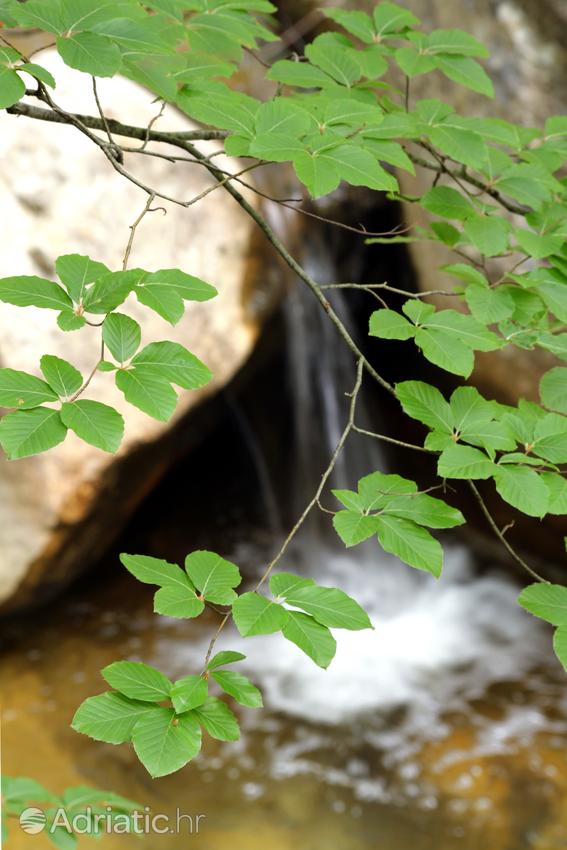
xmin=0 ymin=49 xmax=278 ymax=612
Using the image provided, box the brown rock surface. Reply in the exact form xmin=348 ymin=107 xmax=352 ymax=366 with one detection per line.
xmin=0 ymin=50 xmax=276 ymax=612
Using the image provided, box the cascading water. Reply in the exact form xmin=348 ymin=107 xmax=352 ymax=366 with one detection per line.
xmin=2 ymin=225 xmax=567 ymax=849
xmin=161 ymin=240 xmax=567 ymax=843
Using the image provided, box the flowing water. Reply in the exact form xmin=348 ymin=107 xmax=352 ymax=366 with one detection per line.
xmin=2 ymin=272 xmax=567 ymax=849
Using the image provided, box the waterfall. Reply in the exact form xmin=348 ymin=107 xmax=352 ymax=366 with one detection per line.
xmin=163 ymin=219 xmax=565 ymax=814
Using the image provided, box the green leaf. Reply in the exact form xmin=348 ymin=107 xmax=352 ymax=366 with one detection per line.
xmin=554 ymin=626 xmax=567 ymax=673
xmin=132 ymin=708 xmax=201 ymax=778
xmin=282 ymin=584 xmax=372 ymax=630
xmin=184 ymin=550 xmax=241 ymax=604
xmin=428 ymin=122 xmax=487 ymax=171
xmin=56 ymin=32 xmax=122 ymax=77
xmin=332 ymin=511 xmax=381 ymax=546
xmin=304 ymin=42 xmax=361 ymax=87
xmin=0 ymin=66 xmax=25 ymax=109
xmin=518 ymin=583 xmax=567 ymax=626
xmin=293 ymin=151 xmax=340 ymax=199
xmin=131 ymin=341 xmax=211 ymax=389
xmin=173 ymin=52 xmax=236 ymax=84
xmin=426 ymin=28 xmax=488 ymax=57
xmin=540 ymin=367 xmax=567 ymax=414
xmin=18 ymin=62 xmax=56 ymax=88
xmin=361 ymin=138 xmax=414 ymax=173
xmin=533 ymin=413 xmax=567 ymax=463
xmin=178 ymin=87 xmax=258 ymax=134
xmin=266 ymin=59 xmax=334 ymax=89
xmin=375 ymin=515 xmax=443 ymax=577
xmin=192 ymin=697 xmax=240 ymax=741
xmin=493 ymin=465 xmax=549 ymax=517
xmin=115 ymin=367 xmax=177 ymax=422
xmin=255 ymin=98 xmax=311 ymax=136
xmin=436 ymin=56 xmax=493 ymax=97
xmin=102 ymin=314 xmax=141 ymax=364
xmin=91 ymin=16 xmax=174 ymax=54
xmin=60 ymin=400 xmax=124 ymax=453
xmin=373 ymin=2 xmax=419 ymax=35
xmin=135 ymin=268 xmax=216 ymax=324
xmin=323 ymin=8 xmax=375 ymax=43
xmin=537 ymin=278 xmax=567 ymax=323
xmin=153 ymin=585 xmax=205 ymax=619
xmin=282 ymin=612 xmax=336 ymax=669
xmin=369 ymin=309 xmax=415 ymax=340
xmin=40 ymin=355 xmax=82 ymax=398
xmin=72 ymin=692 xmax=158 ymax=744
xmin=57 ymin=310 xmax=86 ymax=332
xmin=438 ymin=444 xmax=494 ymax=479
xmin=422 ymin=186 xmax=474 ymax=220
xmin=0 ymin=275 xmax=72 ymax=311
xmin=101 ymin=661 xmax=172 ymax=703
xmin=449 ymin=386 xmax=496 ymax=432
xmin=170 ymin=675 xmax=208 ymax=713
xmin=55 ymin=254 xmax=110 ymax=304
xmin=395 ymin=380 xmax=453 ymax=432
xmin=232 ymin=592 xmax=289 ymax=636
xmin=120 ymin=553 xmax=192 ymax=589
xmin=395 ymin=46 xmax=436 ymax=77
xmin=465 ymin=284 xmax=515 ymax=324
xmin=464 ymin=215 xmax=509 ymax=257
xmin=422 ymin=309 xmax=502 ymax=352
xmin=541 ymin=472 xmax=567 ymax=515
xmin=249 ymin=133 xmax=306 ymax=162
xmin=3 ymin=777 xmax=60 ymax=805
xmin=0 ymin=368 xmax=58 ymax=410
xmin=211 ymin=670 xmax=263 ymax=708
xmin=442 ymin=263 xmax=488 ymax=287
xmin=206 ymin=650 xmax=246 ymax=671
xmin=83 ymin=270 xmax=142 ymax=314
xmin=415 ymin=327 xmax=474 ymax=377
xmin=384 ymin=493 xmax=465 ymax=528
xmin=357 ymin=471 xmax=417 ymax=509
xmin=269 ymin=572 xmax=315 ymax=598
xmin=331 ymin=489 xmax=364 ymax=512
xmin=325 ymin=98 xmax=383 ymax=129
xmin=325 ymin=144 xmax=398 ymax=192
xmin=0 ymin=407 xmax=67 ymax=460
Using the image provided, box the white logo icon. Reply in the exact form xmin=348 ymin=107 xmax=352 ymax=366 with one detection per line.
xmin=19 ymin=807 xmax=47 ymax=834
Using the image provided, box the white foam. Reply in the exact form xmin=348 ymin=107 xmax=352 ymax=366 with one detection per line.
xmin=164 ymin=543 xmax=552 ymax=729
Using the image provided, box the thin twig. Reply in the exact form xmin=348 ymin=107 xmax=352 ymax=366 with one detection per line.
xmin=353 ymin=424 xmax=431 ymax=453
xmin=123 ymin=194 xmax=161 ymax=271
xmin=202 ymin=359 xmax=365 ymax=668
xmin=468 ymin=481 xmax=547 ymax=583
xmin=68 ymin=336 xmax=105 ymax=403
xmin=91 ymin=77 xmax=113 ymax=148
xmin=140 ymin=101 xmax=166 ymax=151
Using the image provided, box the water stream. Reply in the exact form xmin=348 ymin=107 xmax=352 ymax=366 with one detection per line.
xmin=2 ymin=258 xmax=567 ymax=849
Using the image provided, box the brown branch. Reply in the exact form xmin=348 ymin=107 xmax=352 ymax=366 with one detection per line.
xmin=6 ymin=101 xmax=228 ymax=141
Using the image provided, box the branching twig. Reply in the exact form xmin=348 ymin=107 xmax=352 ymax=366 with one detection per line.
xmin=202 ymin=359 xmax=365 ymax=668
xmin=468 ymin=481 xmax=547 ymax=583
xmin=353 ymin=424 xmax=431 ymax=453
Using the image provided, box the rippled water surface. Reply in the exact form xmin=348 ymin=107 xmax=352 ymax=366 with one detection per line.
xmin=2 ymin=541 xmax=567 ymax=850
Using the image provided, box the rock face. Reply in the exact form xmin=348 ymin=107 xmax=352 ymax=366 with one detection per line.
xmin=0 ymin=50 xmax=277 ymax=612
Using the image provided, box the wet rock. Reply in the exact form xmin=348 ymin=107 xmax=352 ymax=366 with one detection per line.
xmin=0 ymin=49 xmax=282 ymax=613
